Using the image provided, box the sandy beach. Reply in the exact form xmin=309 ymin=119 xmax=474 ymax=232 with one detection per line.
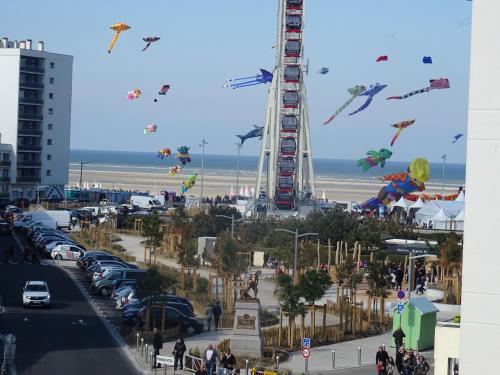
xmin=69 ymin=167 xmax=461 ymax=203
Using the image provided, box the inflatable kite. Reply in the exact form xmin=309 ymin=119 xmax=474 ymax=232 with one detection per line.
xmin=422 ymin=56 xmax=433 ymax=64
xmin=349 ymin=83 xmax=387 ymax=116
xmin=452 ymin=134 xmax=464 ymax=143
xmin=168 ymin=165 xmax=183 ymax=176
xmin=144 ymin=124 xmax=157 ymax=135
xmin=317 ymin=67 xmax=329 ymax=75
xmin=127 ymin=89 xmax=141 ymax=100
xmin=154 ymin=85 xmax=170 ymax=102
xmin=237 ymin=125 xmax=263 ymax=145
xmin=386 ymin=78 xmax=450 ymax=100
xmin=223 ymin=69 xmax=273 ymax=89
xmin=157 ymin=148 xmax=171 ymax=159
xmin=108 ymin=23 xmax=130 ymax=53
xmin=323 ymin=85 xmax=366 ymax=125
xmin=142 ymin=36 xmax=160 ymax=51
xmin=181 ymin=173 xmax=198 ymax=193
xmin=356 ymin=148 xmax=392 ymax=172
xmin=176 ymin=146 xmax=191 ymax=165
xmin=390 ymin=120 xmax=416 ymax=146
xmin=376 ymin=55 xmax=388 ymax=62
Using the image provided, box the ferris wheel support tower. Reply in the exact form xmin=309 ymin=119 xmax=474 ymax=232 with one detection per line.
xmin=255 ymin=0 xmax=315 ymax=211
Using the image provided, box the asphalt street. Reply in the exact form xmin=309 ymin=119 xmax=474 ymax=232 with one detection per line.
xmin=0 ymin=232 xmax=141 ymax=375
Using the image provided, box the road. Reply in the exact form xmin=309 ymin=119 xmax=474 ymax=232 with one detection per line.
xmin=0 ymin=233 xmax=141 ymax=375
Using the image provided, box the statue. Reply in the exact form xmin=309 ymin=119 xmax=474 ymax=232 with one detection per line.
xmin=240 ymin=270 xmax=262 ymax=299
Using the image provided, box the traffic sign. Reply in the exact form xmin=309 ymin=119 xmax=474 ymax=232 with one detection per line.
xmin=302 ymin=348 xmax=311 ymax=358
xmin=397 ymin=302 xmax=404 ymax=314
xmin=397 ymin=291 xmax=406 ymax=299
xmin=303 ymin=337 xmax=311 ymax=348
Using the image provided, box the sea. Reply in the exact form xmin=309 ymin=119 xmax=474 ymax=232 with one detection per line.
xmin=69 ymin=149 xmax=466 ymax=187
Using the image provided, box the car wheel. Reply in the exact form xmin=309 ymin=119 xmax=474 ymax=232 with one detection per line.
xmin=55 ymin=255 xmax=63 ymax=260
xmin=100 ymin=287 xmax=110 ymax=297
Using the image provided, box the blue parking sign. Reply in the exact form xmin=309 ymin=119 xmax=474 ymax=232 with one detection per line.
xmin=397 ymin=303 xmax=404 ymax=314
xmin=303 ymin=338 xmax=311 ymax=348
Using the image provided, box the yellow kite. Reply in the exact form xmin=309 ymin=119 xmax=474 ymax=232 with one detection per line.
xmin=108 ymin=23 xmax=131 ymax=53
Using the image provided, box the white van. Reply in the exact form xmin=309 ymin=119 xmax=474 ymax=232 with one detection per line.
xmin=82 ymin=207 xmax=100 ymax=217
xmin=19 ymin=210 xmax=71 ymax=230
xmin=130 ymin=196 xmax=163 ymax=211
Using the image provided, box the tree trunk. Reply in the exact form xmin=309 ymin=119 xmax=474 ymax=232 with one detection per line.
xmin=278 ymin=312 xmax=283 ymax=347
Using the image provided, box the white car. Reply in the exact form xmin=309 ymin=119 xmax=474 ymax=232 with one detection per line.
xmin=51 ymin=244 xmax=86 ymax=261
xmin=22 ymin=281 xmax=51 ymax=307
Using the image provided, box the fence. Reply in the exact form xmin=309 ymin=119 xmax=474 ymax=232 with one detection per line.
xmin=262 ymin=324 xmax=344 ymax=350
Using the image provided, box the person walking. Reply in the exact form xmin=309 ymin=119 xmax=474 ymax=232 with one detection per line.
xmin=23 ymin=245 xmax=32 ymax=264
xmin=395 ymin=268 xmax=403 ymax=291
xmin=376 ymin=346 xmax=389 ymax=369
xmin=203 ymin=344 xmax=219 ymax=375
xmin=393 ymin=327 xmax=406 ymax=352
xmin=173 ymin=338 xmax=186 ymax=371
xmin=414 ymin=355 xmax=430 ymax=375
xmin=152 ymin=328 xmax=163 ymax=369
xmin=221 ymin=349 xmax=236 ymax=374
xmin=212 ymin=301 xmax=222 ymax=331
xmin=395 ymin=348 xmax=405 ymax=375
xmin=387 ymin=357 xmax=396 ymax=375
xmin=206 ymin=304 xmax=213 ymax=331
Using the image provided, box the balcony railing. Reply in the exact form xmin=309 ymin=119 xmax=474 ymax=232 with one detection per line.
xmin=17 ymin=144 xmax=42 ymax=152
xmin=19 ymin=81 xmax=44 ymax=89
xmin=20 ymin=65 xmax=45 ymax=74
xmin=18 ymin=113 xmax=43 ymax=121
xmin=17 ymin=160 xmax=41 ymax=167
xmin=17 ymin=176 xmax=41 ymax=183
xmin=17 ymin=128 xmax=43 ymax=136
xmin=0 ymin=161 xmax=11 ymax=167
xmin=19 ymin=97 xmax=44 ymax=105
xmin=0 ymin=177 xmax=11 ymax=183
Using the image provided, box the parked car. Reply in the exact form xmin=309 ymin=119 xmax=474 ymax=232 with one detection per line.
xmin=81 ymin=254 xmax=123 ymax=270
xmin=22 ymin=280 xmax=51 ymax=307
xmin=92 ymin=269 xmax=146 ymax=296
xmin=51 ymin=244 xmax=86 ymax=260
xmin=76 ymin=251 xmax=109 ymax=269
xmin=137 ymin=306 xmax=202 ymax=333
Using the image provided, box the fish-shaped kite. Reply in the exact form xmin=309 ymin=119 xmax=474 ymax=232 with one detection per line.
xmin=154 ymin=85 xmax=171 ymax=102
xmin=181 ymin=173 xmax=198 ymax=193
xmin=349 ymin=83 xmax=387 ymax=116
xmin=317 ymin=67 xmax=329 ymax=75
xmin=322 ymin=85 xmax=366 ymax=125
xmin=144 ymin=124 xmax=157 ymax=135
xmin=390 ymin=120 xmax=416 ymax=146
xmin=223 ymin=69 xmax=273 ymax=89
xmin=376 ymin=55 xmax=388 ymax=62
xmin=142 ymin=37 xmax=160 ymax=51
xmin=108 ymin=23 xmax=130 ymax=53
xmin=452 ymin=133 xmax=464 ymax=143
xmin=356 ymin=148 xmax=393 ymax=172
xmin=237 ymin=125 xmax=264 ymax=145
xmin=386 ymin=78 xmax=450 ymax=100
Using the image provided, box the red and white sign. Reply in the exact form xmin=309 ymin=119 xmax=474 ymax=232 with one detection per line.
xmin=301 ymin=348 xmax=311 ymax=358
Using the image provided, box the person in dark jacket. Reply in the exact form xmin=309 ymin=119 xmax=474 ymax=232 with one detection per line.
xmin=173 ymin=338 xmax=186 ymax=370
xmin=395 ymin=348 xmax=405 ymax=375
xmin=376 ymin=346 xmax=389 ymax=369
xmin=414 ymin=355 xmax=430 ymax=375
xmin=221 ymin=349 xmax=236 ymax=372
xmin=393 ymin=328 xmax=406 ymax=352
xmin=203 ymin=344 xmax=219 ymax=375
xmin=212 ymin=301 xmax=222 ymax=331
xmin=152 ymin=328 xmax=163 ymax=369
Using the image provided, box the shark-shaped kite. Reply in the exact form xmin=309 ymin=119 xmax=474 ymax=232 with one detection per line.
xmin=237 ymin=125 xmax=264 ymax=145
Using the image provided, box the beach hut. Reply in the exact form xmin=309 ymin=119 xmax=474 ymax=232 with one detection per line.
xmin=392 ymin=297 xmax=439 ymax=351
xmin=432 ymin=208 xmax=450 ymax=229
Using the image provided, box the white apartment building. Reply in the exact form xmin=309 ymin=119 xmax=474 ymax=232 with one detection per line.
xmin=0 ymin=37 xmax=73 ymax=202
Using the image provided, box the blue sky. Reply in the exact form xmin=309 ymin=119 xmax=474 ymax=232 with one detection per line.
xmin=1 ymin=0 xmax=471 ymax=162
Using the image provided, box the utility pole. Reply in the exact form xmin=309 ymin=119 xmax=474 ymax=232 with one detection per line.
xmin=441 ymin=154 xmax=447 ymax=198
xmin=235 ymin=142 xmax=242 ymax=202
xmin=216 ymin=214 xmax=245 ymax=240
xmin=199 ymin=139 xmax=208 ymax=204
xmin=79 ymin=161 xmax=90 ymax=204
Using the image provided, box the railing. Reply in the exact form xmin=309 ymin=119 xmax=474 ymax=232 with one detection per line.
xmin=17 ymin=160 xmax=41 ymax=167
xmin=17 ymin=128 xmax=43 ymax=136
xmin=18 ymin=113 xmax=43 ymax=120
xmin=17 ymin=144 xmax=42 ymax=151
xmin=17 ymin=176 xmax=41 ymax=182
xmin=20 ymin=64 xmax=45 ymax=73
xmin=19 ymin=97 xmax=44 ymax=105
xmin=19 ymin=81 xmax=44 ymax=89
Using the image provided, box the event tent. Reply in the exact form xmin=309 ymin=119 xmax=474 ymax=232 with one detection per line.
xmin=415 ymin=200 xmax=465 ymax=228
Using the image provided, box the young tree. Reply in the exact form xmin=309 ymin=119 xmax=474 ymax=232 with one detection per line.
xmin=136 ymin=266 xmax=177 ymax=300
xmin=276 ymin=274 xmax=306 ymax=348
xmin=216 ymin=233 xmax=246 ymax=279
xmin=142 ymin=211 xmax=164 ymax=265
xmin=336 ymin=256 xmax=364 ymax=332
xmin=366 ymin=250 xmax=389 ymax=319
xmin=299 ymin=269 xmax=332 ymax=332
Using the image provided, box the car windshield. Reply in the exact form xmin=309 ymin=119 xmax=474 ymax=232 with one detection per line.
xmin=26 ymin=284 xmax=47 ymax=292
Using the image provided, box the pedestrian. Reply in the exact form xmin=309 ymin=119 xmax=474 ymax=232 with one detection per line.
xmin=376 ymin=346 xmax=389 ymax=369
xmin=23 ymin=245 xmax=31 ymax=264
xmin=212 ymin=301 xmax=222 ymax=331
xmin=172 ymin=338 xmax=186 ymax=371
xmin=395 ymin=268 xmax=403 ymax=291
xmin=414 ymin=355 xmax=430 ymax=375
xmin=377 ymin=361 xmax=388 ymax=375
xmin=387 ymin=357 xmax=395 ymax=375
xmin=152 ymin=327 xmax=163 ymax=369
xmin=393 ymin=327 xmax=406 ymax=352
xmin=395 ymin=348 xmax=405 ymax=375
xmin=206 ymin=305 xmax=213 ymax=331
xmin=221 ymin=348 xmax=236 ymax=374
xmin=407 ymin=351 xmax=416 ymax=374
xmin=202 ymin=344 xmax=219 ymax=375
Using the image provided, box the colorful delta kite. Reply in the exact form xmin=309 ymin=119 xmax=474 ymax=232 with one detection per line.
xmin=376 ymin=55 xmax=388 ymax=62
xmin=144 ymin=124 xmax=157 ymax=135
xmin=168 ymin=165 xmax=183 ymax=176
xmin=223 ymin=69 xmax=273 ymax=89
xmin=176 ymin=146 xmax=191 ymax=165
xmin=127 ymin=89 xmax=141 ymax=100
xmin=349 ymin=83 xmax=387 ymax=116
xmin=154 ymin=85 xmax=170 ymax=102
xmin=317 ymin=67 xmax=329 ymax=75
xmin=322 ymin=85 xmax=366 ymax=125
xmin=181 ymin=173 xmax=198 ymax=193
xmin=390 ymin=120 xmax=416 ymax=146
xmin=142 ymin=37 xmax=160 ymax=51
xmin=452 ymin=134 xmax=464 ymax=143
xmin=108 ymin=23 xmax=130 ymax=53
xmin=422 ymin=56 xmax=433 ymax=64
xmin=157 ymin=148 xmax=171 ymax=159
xmin=356 ymin=148 xmax=392 ymax=172
xmin=386 ymin=78 xmax=450 ymax=100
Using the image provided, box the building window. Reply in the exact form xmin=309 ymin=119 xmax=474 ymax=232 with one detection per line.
xmin=48 ymin=123 xmax=53 ymax=130
xmin=47 ymin=139 xmax=52 ymax=145
xmin=50 ymin=62 xmax=55 ymax=69
xmin=48 ymin=108 xmax=53 ymax=115
xmin=47 ymin=154 xmax=52 ymax=161
xmin=49 ymin=77 xmax=54 ymax=84
xmin=46 ymin=169 xmax=51 ymax=176
xmin=49 ymin=93 xmax=54 ymax=99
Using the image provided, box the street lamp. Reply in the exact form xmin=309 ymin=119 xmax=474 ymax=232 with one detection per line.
xmin=275 ymin=229 xmax=319 ymax=284
xmin=79 ymin=161 xmax=91 ymax=204
xmin=216 ymin=214 xmax=245 ymax=239
xmin=441 ymin=154 xmax=447 ymax=198
xmin=235 ymin=142 xmax=242 ymax=203
xmin=199 ymin=139 xmax=208 ymax=203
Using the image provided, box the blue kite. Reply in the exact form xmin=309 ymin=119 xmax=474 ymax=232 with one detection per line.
xmin=317 ymin=67 xmax=329 ymax=75
xmin=348 ymin=83 xmax=387 ymax=116
xmin=452 ymin=133 xmax=464 ymax=143
xmin=223 ymin=69 xmax=273 ymax=89
xmin=422 ymin=56 xmax=433 ymax=64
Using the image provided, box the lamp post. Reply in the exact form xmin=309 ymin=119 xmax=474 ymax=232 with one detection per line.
xmin=441 ymin=154 xmax=447 ymax=198
xmin=199 ymin=139 xmax=208 ymax=203
xmin=216 ymin=214 xmax=245 ymax=239
xmin=275 ymin=228 xmax=319 ymax=284
xmin=235 ymin=142 xmax=242 ymax=202
xmin=79 ymin=161 xmax=91 ymax=204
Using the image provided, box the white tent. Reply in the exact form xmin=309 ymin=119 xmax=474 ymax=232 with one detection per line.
xmin=455 ymin=190 xmax=465 ymax=202
xmin=391 ymin=196 xmax=409 ymax=212
xmin=453 ymin=208 xmax=465 ymax=231
xmin=229 ymin=185 xmax=235 ymax=197
xmin=432 ymin=208 xmax=450 ymax=229
xmin=322 ymin=190 xmax=326 ymax=200
xmin=410 ymin=197 xmax=424 ymax=210
xmin=415 ymin=200 xmax=465 ymax=227
xmin=244 ymin=185 xmax=250 ymax=197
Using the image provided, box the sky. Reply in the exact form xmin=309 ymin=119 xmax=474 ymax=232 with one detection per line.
xmin=1 ymin=0 xmax=472 ymax=163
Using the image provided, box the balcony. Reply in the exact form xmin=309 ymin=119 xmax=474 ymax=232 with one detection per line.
xmin=17 ymin=144 xmax=42 ymax=152
xmin=18 ymin=113 xmax=43 ymax=121
xmin=19 ymin=97 xmax=44 ymax=105
xmin=0 ymin=161 xmax=11 ymax=167
xmin=18 ymin=128 xmax=43 ymax=136
xmin=17 ymin=160 xmax=41 ymax=167
xmin=0 ymin=177 xmax=11 ymax=183
xmin=19 ymin=81 xmax=44 ymax=90
xmin=20 ymin=65 xmax=45 ymax=74
xmin=17 ymin=176 xmax=41 ymax=183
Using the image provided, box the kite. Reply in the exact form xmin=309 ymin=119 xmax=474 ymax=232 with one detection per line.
xmin=127 ymin=89 xmax=141 ymax=100
xmin=386 ymin=78 xmax=450 ymax=100
xmin=348 ymin=83 xmax=387 ymax=116
xmin=154 ymin=85 xmax=170 ymax=102
xmin=356 ymin=148 xmax=393 ymax=172
xmin=223 ymin=69 xmax=273 ymax=89
xmin=322 ymin=85 xmax=366 ymax=125
xmin=237 ymin=125 xmax=264 ymax=145
xmin=452 ymin=134 xmax=464 ymax=143
xmin=181 ymin=173 xmax=198 ymax=193
xmin=157 ymin=148 xmax=171 ymax=159
xmin=390 ymin=120 xmax=416 ymax=146
xmin=144 ymin=124 xmax=157 ymax=135
xmin=168 ymin=165 xmax=183 ymax=176
xmin=142 ymin=37 xmax=160 ymax=51
xmin=422 ymin=56 xmax=433 ymax=64
xmin=108 ymin=23 xmax=131 ymax=53
xmin=376 ymin=55 xmax=388 ymax=62
xmin=176 ymin=146 xmax=191 ymax=165
xmin=317 ymin=67 xmax=329 ymax=75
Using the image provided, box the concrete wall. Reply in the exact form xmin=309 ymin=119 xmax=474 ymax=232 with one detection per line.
xmin=434 ymin=323 xmax=460 ymax=375
xmin=460 ymin=0 xmax=500 ymax=373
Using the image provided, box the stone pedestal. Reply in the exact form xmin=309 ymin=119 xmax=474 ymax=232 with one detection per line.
xmin=230 ymin=299 xmax=262 ymax=359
